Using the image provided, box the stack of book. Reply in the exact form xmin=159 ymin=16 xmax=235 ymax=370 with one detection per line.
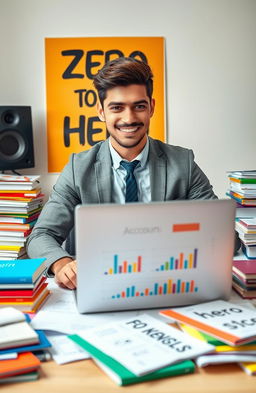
xmin=0 ymin=258 xmax=50 ymax=313
xmin=0 ymin=307 xmax=51 ymax=384
xmin=227 ymin=170 xmax=256 ymax=218
xmin=235 ymin=218 xmax=256 ymax=258
xmin=160 ymin=300 xmax=256 ymax=373
xmin=0 ymin=174 xmax=43 ymax=260
xmin=232 ymin=258 xmax=256 ymax=299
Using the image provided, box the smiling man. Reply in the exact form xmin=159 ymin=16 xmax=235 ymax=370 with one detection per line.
xmin=27 ymin=57 xmax=219 ymax=289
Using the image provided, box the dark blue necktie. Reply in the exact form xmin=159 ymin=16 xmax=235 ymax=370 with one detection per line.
xmin=120 ymin=160 xmax=140 ymax=202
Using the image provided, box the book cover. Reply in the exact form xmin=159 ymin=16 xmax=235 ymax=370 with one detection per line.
xmin=0 ymin=287 xmax=50 ymax=313
xmin=0 ymin=329 xmax=51 ymax=355
xmin=0 ymin=352 xmax=40 ymax=378
xmin=69 ymin=334 xmax=195 ymax=386
xmin=0 ymin=307 xmax=25 ymax=326
xmin=0 ymin=274 xmax=45 ymax=289
xmin=232 ymin=281 xmax=256 ymax=299
xmin=0 ymin=370 xmax=39 ymax=384
xmin=0 ymin=175 xmax=40 ymax=183
xmin=0 ymin=220 xmax=37 ymax=230
xmin=0 ymin=321 xmax=39 ymax=349
xmin=239 ymin=362 xmax=256 ymax=375
xmin=0 ymin=282 xmax=48 ymax=302
xmin=179 ymin=323 xmax=225 ymax=346
xmin=242 ymin=244 xmax=256 ymax=259
xmin=0 ymin=189 xmax=41 ymax=197
xmin=160 ymin=300 xmax=256 ymax=346
xmin=233 ymin=260 xmax=256 ymax=279
xmin=232 ymin=274 xmax=256 ymax=289
xmin=68 ymin=314 xmax=213 ymax=377
xmin=238 ymin=218 xmax=256 ymax=229
xmin=0 ymin=277 xmax=47 ymax=298
xmin=180 ymin=324 xmax=256 ymax=352
xmin=196 ymin=354 xmax=256 ymax=368
xmin=0 ymin=258 xmax=46 ymax=284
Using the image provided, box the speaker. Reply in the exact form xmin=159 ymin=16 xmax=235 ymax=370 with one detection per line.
xmin=0 ymin=106 xmax=35 ymax=171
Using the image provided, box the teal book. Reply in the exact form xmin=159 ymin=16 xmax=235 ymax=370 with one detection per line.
xmin=69 ymin=334 xmax=195 ymax=386
xmin=0 ymin=259 xmax=46 ymax=284
xmin=0 ymin=371 xmax=39 ymax=384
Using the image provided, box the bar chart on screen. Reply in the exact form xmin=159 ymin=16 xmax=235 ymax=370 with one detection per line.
xmin=111 ymin=277 xmax=198 ymax=299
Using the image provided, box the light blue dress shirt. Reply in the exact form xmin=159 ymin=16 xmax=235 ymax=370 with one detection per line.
xmin=109 ymin=138 xmax=151 ymax=203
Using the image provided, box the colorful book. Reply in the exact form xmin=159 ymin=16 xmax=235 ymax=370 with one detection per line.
xmin=0 ymin=370 xmax=39 ymax=384
xmin=0 ymin=276 xmax=47 ymax=297
xmin=0 ymin=189 xmax=41 ymax=197
xmin=69 ymin=334 xmax=195 ymax=385
xmin=239 ymin=362 xmax=256 ymax=375
xmin=180 ymin=324 xmax=256 ymax=352
xmin=160 ymin=300 xmax=256 ymax=346
xmin=0 ymin=287 xmax=50 ymax=313
xmin=233 ymin=260 xmax=256 ymax=280
xmin=0 ymin=258 xmax=46 ymax=284
xmin=0 ymin=329 xmax=51 ymax=355
xmin=0 ymin=282 xmax=48 ymax=302
xmin=0 ymin=320 xmax=39 ymax=350
xmin=232 ymin=274 xmax=256 ymax=289
xmin=227 ymin=171 xmax=256 ymax=179
xmin=0 ymin=220 xmax=37 ymax=230
xmin=232 ymin=281 xmax=256 ymax=299
xmin=242 ymin=243 xmax=256 ymax=259
xmin=0 ymin=175 xmax=40 ymax=183
xmin=0 ymin=274 xmax=45 ymax=289
xmin=0 ymin=352 xmax=40 ymax=378
xmin=238 ymin=218 xmax=256 ymax=229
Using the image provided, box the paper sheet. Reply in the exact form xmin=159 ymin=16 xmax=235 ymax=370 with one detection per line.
xmin=46 ymin=333 xmax=90 ymax=364
xmin=31 ymin=279 xmax=171 ymax=334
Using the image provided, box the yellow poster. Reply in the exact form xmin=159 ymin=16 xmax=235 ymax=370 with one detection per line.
xmin=45 ymin=37 xmax=165 ymax=173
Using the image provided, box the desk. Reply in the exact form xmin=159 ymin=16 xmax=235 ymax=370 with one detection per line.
xmin=2 ymin=358 xmax=256 ymax=393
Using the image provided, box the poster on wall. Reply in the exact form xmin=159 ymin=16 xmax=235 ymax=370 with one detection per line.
xmin=45 ymin=37 xmax=165 ymax=173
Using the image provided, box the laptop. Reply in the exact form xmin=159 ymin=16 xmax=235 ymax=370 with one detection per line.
xmin=75 ymin=199 xmax=236 ymax=313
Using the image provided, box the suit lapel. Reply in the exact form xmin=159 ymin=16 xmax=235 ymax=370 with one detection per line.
xmin=149 ymin=138 xmax=167 ymax=201
xmin=94 ymin=140 xmax=112 ymax=203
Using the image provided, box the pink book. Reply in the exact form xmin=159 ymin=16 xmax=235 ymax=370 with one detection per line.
xmin=233 ymin=260 xmax=256 ymax=279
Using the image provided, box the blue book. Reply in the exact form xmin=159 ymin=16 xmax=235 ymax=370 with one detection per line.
xmin=0 ymin=259 xmax=46 ymax=284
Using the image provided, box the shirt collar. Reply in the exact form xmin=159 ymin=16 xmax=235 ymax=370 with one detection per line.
xmin=109 ymin=137 xmax=149 ymax=170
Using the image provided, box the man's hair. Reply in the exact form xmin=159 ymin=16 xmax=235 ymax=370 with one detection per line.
xmin=93 ymin=57 xmax=153 ymax=106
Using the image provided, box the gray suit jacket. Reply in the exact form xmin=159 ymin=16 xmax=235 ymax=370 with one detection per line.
xmin=27 ymin=137 xmax=217 ymax=269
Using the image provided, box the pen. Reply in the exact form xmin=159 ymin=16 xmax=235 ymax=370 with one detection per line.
xmin=32 ymin=350 xmax=52 ymax=362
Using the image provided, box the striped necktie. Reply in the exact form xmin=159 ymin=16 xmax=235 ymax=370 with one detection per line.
xmin=120 ymin=160 xmax=140 ymax=202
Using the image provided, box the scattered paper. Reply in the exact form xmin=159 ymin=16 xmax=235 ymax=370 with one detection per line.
xmin=46 ymin=333 xmax=90 ymax=365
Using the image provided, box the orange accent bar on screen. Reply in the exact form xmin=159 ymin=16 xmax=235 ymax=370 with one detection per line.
xmin=173 ymin=223 xmax=200 ymax=232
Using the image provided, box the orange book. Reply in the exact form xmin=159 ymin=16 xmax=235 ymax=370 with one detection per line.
xmin=0 ymin=352 xmax=40 ymax=378
xmin=0 ymin=282 xmax=48 ymax=302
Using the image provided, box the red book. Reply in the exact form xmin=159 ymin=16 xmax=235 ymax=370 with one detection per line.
xmin=233 ymin=260 xmax=256 ymax=279
xmin=0 ymin=282 xmax=48 ymax=302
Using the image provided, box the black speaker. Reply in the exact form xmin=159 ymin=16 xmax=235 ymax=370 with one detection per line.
xmin=0 ymin=106 xmax=35 ymax=171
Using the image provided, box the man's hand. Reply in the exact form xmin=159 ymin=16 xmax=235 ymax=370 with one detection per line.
xmin=51 ymin=257 xmax=77 ymax=289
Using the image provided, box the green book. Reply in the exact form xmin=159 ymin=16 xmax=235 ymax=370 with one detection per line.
xmin=0 ymin=371 xmax=39 ymax=384
xmin=69 ymin=334 xmax=195 ymax=386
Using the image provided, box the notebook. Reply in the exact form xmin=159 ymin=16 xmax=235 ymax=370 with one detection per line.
xmin=75 ymin=199 xmax=236 ymax=313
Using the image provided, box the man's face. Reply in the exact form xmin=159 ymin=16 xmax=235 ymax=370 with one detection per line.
xmin=97 ymin=84 xmax=155 ymax=157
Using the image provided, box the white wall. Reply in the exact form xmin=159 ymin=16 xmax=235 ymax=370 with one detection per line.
xmin=0 ymin=0 xmax=255 ymax=198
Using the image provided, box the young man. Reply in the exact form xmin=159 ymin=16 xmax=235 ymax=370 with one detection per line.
xmin=27 ymin=57 xmax=218 ymax=289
